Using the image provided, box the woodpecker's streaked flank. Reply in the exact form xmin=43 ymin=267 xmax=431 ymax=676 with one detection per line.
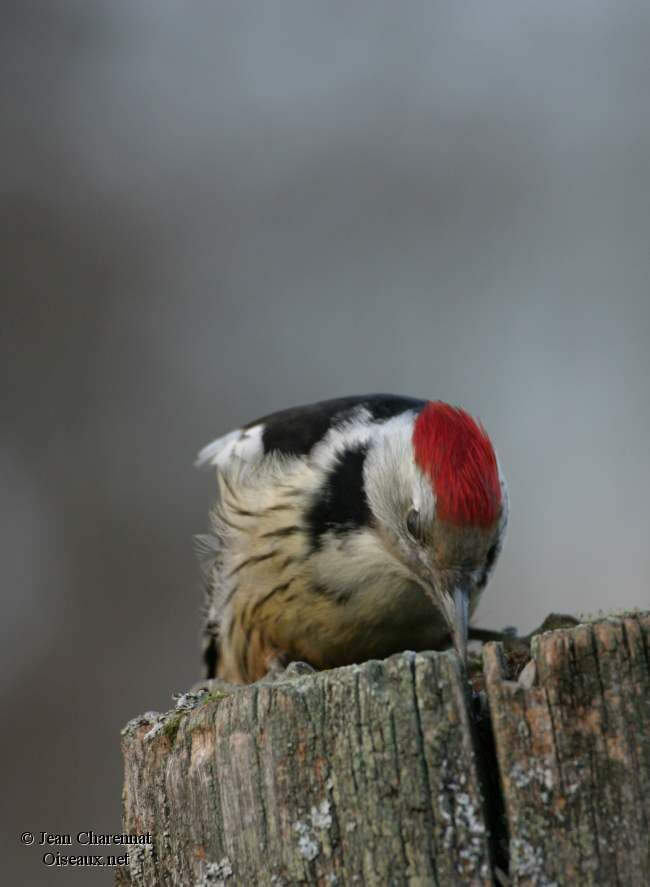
xmin=196 ymin=394 xmax=508 ymax=684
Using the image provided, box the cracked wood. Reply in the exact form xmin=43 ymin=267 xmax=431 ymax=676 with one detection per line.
xmin=118 ymin=612 xmax=650 ymax=886
xmin=117 ymin=652 xmax=492 ymax=886
xmin=484 ymin=612 xmax=650 ymax=886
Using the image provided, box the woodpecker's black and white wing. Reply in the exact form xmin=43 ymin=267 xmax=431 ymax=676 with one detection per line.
xmin=196 ymin=393 xmax=425 ymax=470
xmin=196 ymin=394 xmax=426 ymax=679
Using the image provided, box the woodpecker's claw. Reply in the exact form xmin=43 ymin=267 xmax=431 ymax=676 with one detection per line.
xmin=263 ymin=658 xmax=317 ymax=683
xmin=189 ymin=677 xmax=238 ymax=695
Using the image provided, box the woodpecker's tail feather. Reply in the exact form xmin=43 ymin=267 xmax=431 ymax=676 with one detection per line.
xmin=194 ymin=533 xmax=224 ymax=679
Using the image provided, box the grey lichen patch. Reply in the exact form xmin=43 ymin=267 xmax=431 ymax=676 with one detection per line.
xmin=125 ymin=842 xmax=156 ymax=883
xmin=142 ymin=714 xmax=167 ymax=743
xmin=141 ymin=699 xmax=197 ymax=744
xmin=436 ymin=756 xmax=488 ymax=877
xmin=510 ymin=837 xmax=557 ymax=886
xmin=195 ymin=857 xmax=233 ymax=886
xmin=122 ymin=686 xmax=227 ymax=745
xmin=172 ymin=689 xmax=209 ymax=711
xmin=292 ymin=798 xmax=333 ymax=862
xmin=121 ymin=711 xmax=163 ymax=738
xmin=510 ymin=761 xmax=555 ymax=806
xmin=293 ymin=820 xmax=319 ymax=861
xmin=309 ymin=799 xmax=332 ymax=829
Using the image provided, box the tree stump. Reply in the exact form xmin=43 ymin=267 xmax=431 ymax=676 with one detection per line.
xmin=118 ymin=612 xmax=650 ymax=886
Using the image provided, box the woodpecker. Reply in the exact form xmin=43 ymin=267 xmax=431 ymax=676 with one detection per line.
xmin=196 ymin=394 xmax=508 ymax=685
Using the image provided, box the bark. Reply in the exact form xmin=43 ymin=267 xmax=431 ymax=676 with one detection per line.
xmin=118 ymin=612 xmax=650 ymax=886
xmin=484 ymin=612 xmax=650 ymax=886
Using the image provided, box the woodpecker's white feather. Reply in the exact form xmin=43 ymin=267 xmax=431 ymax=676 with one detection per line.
xmin=196 ymin=424 xmax=264 ymax=468
xmin=364 ymin=411 xmax=434 ymax=531
xmin=309 ymin=407 xmax=376 ymax=468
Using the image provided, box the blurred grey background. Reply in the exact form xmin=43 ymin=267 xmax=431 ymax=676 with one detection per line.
xmin=2 ymin=1 xmax=650 ymax=883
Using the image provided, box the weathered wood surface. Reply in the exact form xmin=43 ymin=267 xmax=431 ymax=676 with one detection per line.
xmin=118 ymin=651 xmax=492 ymax=886
xmin=118 ymin=613 xmax=650 ymax=886
xmin=484 ymin=612 xmax=650 ymax=886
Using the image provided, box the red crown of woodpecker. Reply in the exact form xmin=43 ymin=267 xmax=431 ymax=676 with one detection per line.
xmin=412 ymin=402 xmax=501 ymax=527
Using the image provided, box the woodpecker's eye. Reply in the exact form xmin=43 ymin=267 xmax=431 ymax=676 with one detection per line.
xmin=485 ymin=544 xmax=498 ymax=571
xmin=406 ymin=508 xmax=420 ymax=539
xmin=477 ymin=543 xmax=499 ymax=590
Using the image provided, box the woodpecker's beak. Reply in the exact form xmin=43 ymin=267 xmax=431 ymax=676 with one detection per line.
xmin=434 ymin=579 xmax=471 ymax=664
xmin=449 ymin=584 xmax=469 ymax=663
xmin=419 ymin=570 xmax=472 ymax=664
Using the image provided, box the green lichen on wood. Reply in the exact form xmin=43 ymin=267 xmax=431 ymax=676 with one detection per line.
xmin=162 ymin=710 xmax=186 ymax=744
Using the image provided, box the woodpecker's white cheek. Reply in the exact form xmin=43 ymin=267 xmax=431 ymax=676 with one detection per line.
xmin=393 ymin=538 xmax=431 ymax=585
xmin=411 ymin=468 xmax=436 ymax=526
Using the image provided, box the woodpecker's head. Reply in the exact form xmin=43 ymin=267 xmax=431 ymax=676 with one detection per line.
xmin=364 ymin=401 xmax=508 ymax=663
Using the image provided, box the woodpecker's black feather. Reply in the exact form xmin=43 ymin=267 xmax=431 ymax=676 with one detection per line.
xmin=306 ymin=443 xmax=372 ymax=549
xmin=246 ymin=393 xmax=425 ymax=457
